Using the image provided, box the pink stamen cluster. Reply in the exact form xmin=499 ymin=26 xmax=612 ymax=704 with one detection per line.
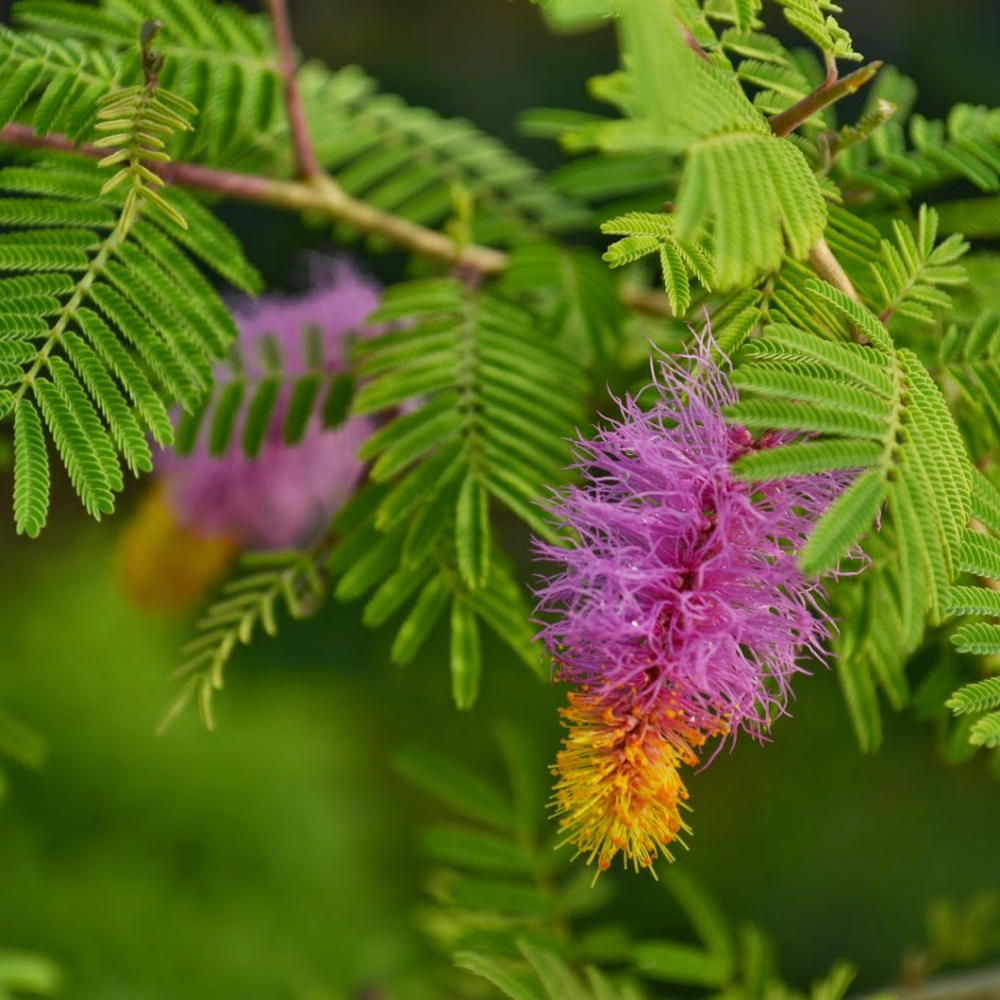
xmin=534 ymin=338 xmax=848 ymax=875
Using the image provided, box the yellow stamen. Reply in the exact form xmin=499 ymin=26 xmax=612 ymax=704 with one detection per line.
xmin=551 ymin=689 xmax=704 ymax=879
xmin=116 ymin=483 xmax=236 ymax=615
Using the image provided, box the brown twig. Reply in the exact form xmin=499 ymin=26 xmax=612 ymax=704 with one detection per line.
xmin=0 ymin=123 xmax=674 ymax=316
xmin=759 ymin=57 xmax=876 ymax=320
xmin=265 ymin=0 xmax=320 ymax=180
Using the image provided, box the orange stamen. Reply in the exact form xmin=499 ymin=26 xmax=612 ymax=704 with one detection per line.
xmin=551 ymin=689 xmax=705 ymax=880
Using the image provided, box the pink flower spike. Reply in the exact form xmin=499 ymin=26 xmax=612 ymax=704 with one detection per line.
xmin=155 ymin=255 xmax=381 ymax=551
xmin=534 ymin=336 xmax=851 ymax=744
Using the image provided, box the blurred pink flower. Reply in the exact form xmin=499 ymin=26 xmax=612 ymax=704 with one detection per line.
xmin=156 ymin=256 xmax=380 ymax=551
xmin=118 ymin=257 xmax=380 ymax=614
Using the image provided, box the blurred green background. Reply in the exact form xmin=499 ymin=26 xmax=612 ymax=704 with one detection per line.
xmin=2 ymin=2 xmax=1000 ymax=998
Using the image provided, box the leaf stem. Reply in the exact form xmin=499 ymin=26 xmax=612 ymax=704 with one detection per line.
xmin=12 ymin=218 xmax=126 ymax=406
xmin=768 ymin=61 xmax=883 ymax=138
xmin=807 ymin=238 xmax=860 ymax=304
xmin=682 ymin=24 xmax=712 ymax=64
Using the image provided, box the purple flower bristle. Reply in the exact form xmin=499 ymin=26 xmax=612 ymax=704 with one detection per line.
xmin=535 ymin=338 xmax=848 ymax=743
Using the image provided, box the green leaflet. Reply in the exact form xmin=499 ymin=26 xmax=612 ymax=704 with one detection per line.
xmin=325 ymin=278 xmax=584 ymax=705
xmin=391 ymin=746 xmax=515 ymax=831
xmin=0 ymin=949 xmax=62 ymax=997
xmin=516 ymin=939 xmax=594 ymax=1000
xmin=0 ymin=706 xmax=45 ymax=771
xmin=420 ymin=825 xmax=535 ymax=876
xmin=632 ymin=942 xmax=728 ymax=987
xmin=800 ymin=468 xmax=885 ymax=575
xmin=13 ymin=0 xmax=284 ymax=164
xmin=0 ymin=59 xmax=257 ymax=533
xmin=167 ymin=547 xmax=329 ymax=733
xmin=528 ymin=0 xmax=615 ymax=34
xmin=730 ymin=289 xmax=972 ymax=751
xmin=456 ymin=473 xmax=491 ymax=590
xmin=172 ymin=324 xmax=356 ymax=459
xmin=970 ymin=713 xmax=1000 ymax=748
xmin=12 ymin=396 xmax=49 ymax=536
xmin=600 ymin=212 xmax=714 ymax=317
xmin=454 ymin=951 xmax=543 ymax=1000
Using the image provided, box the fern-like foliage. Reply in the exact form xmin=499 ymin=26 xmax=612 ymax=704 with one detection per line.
xmin=869 ymin=207 xmax=968 ymax=337
xmin=942 ymin=471 xmax=1000 ymax=751
xmin=746 ymin=207 xmax=966 ymax=352
xmin=732 ymin=285 xmax=970 ymax=578
xmin=729 ymin=285 xmax=971 ymax=749
xmin=836 ymin=88 xmax=1000 ymax=204
xmin=701 ymin=0 xmax=861 ymax=61
xmin=0 ymin=25 xmax=260 ymax=534
xmin=327 ymin=278 xmax=589 ymax=706
xmin=6 ymin=0 xmax=592 ymax=248
xmin=527 ymin=0 xmax=830 ymax=289
xmin=0 ymin=20 xmax=121 ymax=142
xmin=168 ymin=323 xmax=354 ymax=458
xmin=168 ymin=546 xmax=330 ymax=732
xmin=397 ymin=728 xmax=856 ymax=1000
xmin=622 ymin=0 xmax=828 ymax=287
xmin=940 ymin=309 xmax=1000 ymax=447
xmin=918 ymin=893 xmax=1000 ymax=971
xmin=293 ymin=63 xmax=590 ymax=247
xmin=10 ymin=0 xmax=283 ymax=164
xmin=722 ymin=208 xmax=977 ymax=751
xmin=600 ymin=212 xmax=714 ymax=317
xmin=0 ymin=174 xmax=252 ymax=530
xmin=393 ymin=729 xmax=640 ymax=997
xmin=500 ymin=242 xmax=626 ymax=367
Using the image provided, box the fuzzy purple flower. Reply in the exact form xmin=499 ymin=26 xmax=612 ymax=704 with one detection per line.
xmin=534 ymin=338 xmax=846 ymax=743
xmin=155 ymin=256 xmax=380 ymax=551
xmin=118 ymin=257 xmax=380 ymax=614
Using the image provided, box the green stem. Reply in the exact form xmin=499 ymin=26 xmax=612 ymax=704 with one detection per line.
xmin=768 ymin=61 xmax=883 ymax=138
xmin=11 ymin=220 xmax=126 ymax=405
